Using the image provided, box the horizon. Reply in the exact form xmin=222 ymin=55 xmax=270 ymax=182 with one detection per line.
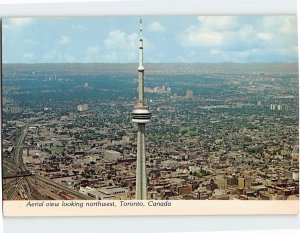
xmin=3 ymin=61 xmax=299 ymax=65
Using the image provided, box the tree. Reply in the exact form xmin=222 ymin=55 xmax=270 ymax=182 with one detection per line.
xmin=180 ymin=128 xmax=188 ymax=135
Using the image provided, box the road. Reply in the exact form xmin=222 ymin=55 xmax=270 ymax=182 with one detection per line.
xmin=13 ymin=124 xmax=29 ymax=170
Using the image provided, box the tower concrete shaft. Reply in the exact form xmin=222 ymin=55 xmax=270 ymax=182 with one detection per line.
xmin=135 ymin=124 xmax=147 ymax=199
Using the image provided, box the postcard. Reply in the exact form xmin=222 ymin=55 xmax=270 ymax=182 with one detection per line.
xmin=1 ymin=15 xmax=299 ymax=216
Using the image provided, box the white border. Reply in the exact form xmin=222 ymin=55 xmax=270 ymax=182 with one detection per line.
xmin=1 ymin=0 xmax=300 ymax=233
xmin=0 ymin=0 xmax=297 ymax=17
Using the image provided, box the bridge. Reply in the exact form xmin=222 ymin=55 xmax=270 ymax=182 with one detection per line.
xmin=3 ymin=171 xmax=32 ymax=179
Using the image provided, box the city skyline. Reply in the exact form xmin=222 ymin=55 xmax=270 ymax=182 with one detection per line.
xmin=2 ymin=62 xmax=298 ymax=201
xmin=2 ymin=16 xmax=298 ymax=64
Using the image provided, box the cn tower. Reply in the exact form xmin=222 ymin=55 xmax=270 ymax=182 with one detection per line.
xmin=131 ymin=18 xmax=152 ymax=200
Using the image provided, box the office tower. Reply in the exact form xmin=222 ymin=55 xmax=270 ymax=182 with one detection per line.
xmin=77 ymin=104 xmax=88 ymax=112
xmin=186 ymin=90 xmax=193 ymax=98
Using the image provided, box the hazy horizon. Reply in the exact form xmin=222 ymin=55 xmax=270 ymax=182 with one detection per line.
xmin=3 ymin=61 xmax=299 ymax=64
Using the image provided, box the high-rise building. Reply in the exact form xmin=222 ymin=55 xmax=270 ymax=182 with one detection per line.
xmin=131 ymin=19 xmax=152 ymax=200
xmin=238 ymin=177 xmax=245 ymax=188
xmin=77 ymin=104 xmax=88 ymax=112
xmin=270 ymin=104 xmax=276 ymax=110
xmin=10 ymin=106 xmax=22 ymax=114
xmin=238 ymin=177 xmax=252 ymax=189
xmin=270 ymin=103 xmax=288 ymax=111
xmin=216 ymin=177 xmax=228 ymax=190
xmin=186 ymin=90 xmax=193 ymax=99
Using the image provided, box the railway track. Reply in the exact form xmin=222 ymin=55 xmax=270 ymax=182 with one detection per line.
xmin=35 ymin=175 xmax=91 ymax=200
xmin=4 ymin=123 xmax=91 ymax=200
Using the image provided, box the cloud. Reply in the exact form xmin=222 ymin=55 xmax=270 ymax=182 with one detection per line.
xmin=100 ymin=52 xmax=119 ymax=63
xmin=84 ymin=46 xmax=102 ymax=62
xmin=76 ymin=27 xmax=155 ymax=63
xmin=198 ymin=16 xmax=238 ymax=30
xmin=177 ymin=17 xmax=244 ymax=49
xmin=22 ymin=53 xmax=35 ymax=63
xmin=3 ymin=18 xmax=34 ymax=29
xmin=71 ymin=24 xmax=87 ymax=30
xmin=83 ymin=29 xmax=153 ymax=62
xmin=58 ymin=35 xmax=72 ymax=45
xmin=102 ymin=30 xmax=140 ymax=62
xmin=148 ymin=22 xmax=166 ymax=32
xmin=178 ymin=16 xmax=298 ymax=62
xmin=42 ymin=51 xmax=75 ymax=63
xmin=3 ymin=16 xmax=297 ymax=64
xmin=104 ymin=30 xmax=138 ymax=50
xmin=257 ymin=33 xmax=272 ymax=42
xmin=24 ymin=39 xmax=38 ymax=45
xmin=262 ymin=16 xmax=296 ymax=35
xmin=179 ymin=25 xmax=223 ymax=47
xmin=209 ymin=49 xmax=221 ymax=55
xmin=86 ymin=46 xmax=99 ymax=55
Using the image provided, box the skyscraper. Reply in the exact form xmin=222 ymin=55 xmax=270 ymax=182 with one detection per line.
xmin=131 ymin=19 xmax=152 ymax=200
xmin=186 ymin=90 xmax=193 ymax=99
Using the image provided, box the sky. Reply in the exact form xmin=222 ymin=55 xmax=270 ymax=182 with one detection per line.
xmin=2 ymin=16 xmax=298 ymax=63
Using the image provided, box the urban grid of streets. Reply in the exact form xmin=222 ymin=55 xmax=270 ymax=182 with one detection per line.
xmin=2 ymin=63 xmax=299 ymax=200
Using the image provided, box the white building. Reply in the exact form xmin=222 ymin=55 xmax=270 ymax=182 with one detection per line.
xmin=104 ymin=150 xmax=121 ymax=162
xmin=77 ymin=104 xmax=88 ymax=112
xmin=99 ymin=187 xmax=128 ymax=195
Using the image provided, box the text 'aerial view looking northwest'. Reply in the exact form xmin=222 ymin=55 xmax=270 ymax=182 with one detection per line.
xmin=1 ymin=16 xmax=299 ymax=201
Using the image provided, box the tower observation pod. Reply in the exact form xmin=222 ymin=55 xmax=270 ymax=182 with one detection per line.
xmin=131 ymin=18 xmax=152 ymax=200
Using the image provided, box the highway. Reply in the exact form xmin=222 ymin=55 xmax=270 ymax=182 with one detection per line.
xmin=13 ymin=124 xmax=29 ymax=170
